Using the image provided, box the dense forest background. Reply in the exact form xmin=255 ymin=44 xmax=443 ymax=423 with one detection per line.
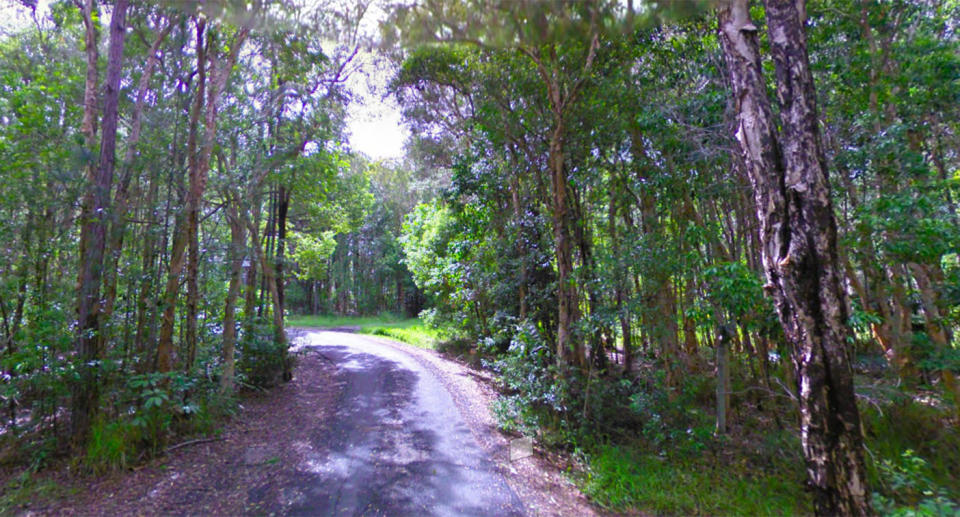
xmin=0 ymin=0 xmax=958 ymax=515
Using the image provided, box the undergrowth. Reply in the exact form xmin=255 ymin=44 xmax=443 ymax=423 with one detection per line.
xmin=83 ymin=369 xmax=235 ymax=474
xmin=862 ymin=397 xmax=960 ymax=515
xmin=579 ymin=444 xmax=806 ymax=516
xmin=488 ymin=322 xmax=960 ymax=516
xmin=0 ymin=470 xmax=69 ymax=515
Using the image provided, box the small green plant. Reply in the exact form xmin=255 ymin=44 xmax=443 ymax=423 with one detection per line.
xmin=579 ymin=445 xmax=808 ymax=516
xmin=0 ymin=471 xmax=66 ymax=515
xmin=871 ymin=450 xmax=960 ymax=516
xmin=85 ymin=419 xmax=141 ymax=473
xmin=83 ymin=369 xmax=222 ymax=472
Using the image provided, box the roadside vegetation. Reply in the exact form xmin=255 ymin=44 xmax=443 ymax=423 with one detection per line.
xmin=380 ymin=1 xmax=960 ymax=515
xmin=287 ymin=314 xmax=442 ymax=350
xmin=1 ymin=1 xmax=958 ymax=516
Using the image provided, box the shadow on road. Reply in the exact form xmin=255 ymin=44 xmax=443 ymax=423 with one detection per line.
xmin=251 ymin=338 xmax=523 ymax=516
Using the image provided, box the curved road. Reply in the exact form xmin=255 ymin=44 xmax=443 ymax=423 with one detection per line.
xmin=283 ymin=330 xmax=525 ymax=516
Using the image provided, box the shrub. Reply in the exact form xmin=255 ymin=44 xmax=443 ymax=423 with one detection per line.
xmin=85 ymin=419 xmax=141 ymax=473
xmin=239 ymin=318 xmax=289 ymax=388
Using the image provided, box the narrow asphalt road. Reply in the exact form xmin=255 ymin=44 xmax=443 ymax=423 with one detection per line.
xmin=279 ymin=330 xmax=525 ymax=516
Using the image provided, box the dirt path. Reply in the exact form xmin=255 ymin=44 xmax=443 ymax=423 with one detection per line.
xmin=17 ymin=330 xmax=600 ymax=516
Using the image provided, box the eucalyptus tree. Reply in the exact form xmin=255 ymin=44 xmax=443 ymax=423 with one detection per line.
xmin=155 ymin=4 xmax=257 ymax=374
xmin=717 ymin=0 xmax=871 ymax=512
xmin=72 ymin=0 xmax=130 ymax=448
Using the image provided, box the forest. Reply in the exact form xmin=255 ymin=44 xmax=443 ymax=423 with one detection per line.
xmin=0 ymin=0 xmax=958 ymax=515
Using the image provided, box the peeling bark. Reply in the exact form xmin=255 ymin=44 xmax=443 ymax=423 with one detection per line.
xmin=718 ymin=1 xmax=872 ymax=514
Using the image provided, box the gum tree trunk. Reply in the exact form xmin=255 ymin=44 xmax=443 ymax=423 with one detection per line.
xmin=72 ymin=0 xmax=129 ymax=449
xmin=220 ymin=196 xmax=245 ymax=393
xmin=718 ymin=1 xmax=872 ymax=514
xmin=157 ymin=20 xmax=206 ymax=373
xmin=157 ymin=19 xmax=251 ymax=372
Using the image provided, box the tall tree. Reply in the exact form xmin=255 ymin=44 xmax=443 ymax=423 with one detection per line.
xmin=156 ymin=13 xmax=252 ymax=372
xmin=72 ymin=0 xmax=130 ymax=449
xmin=717 ymin=0 xmax=871 ymax=513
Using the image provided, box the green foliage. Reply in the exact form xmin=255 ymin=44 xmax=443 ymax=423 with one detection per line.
xmin=0 ymin=1 xmax=956 ymax=514
xmin=239 ymin=319 xmax=290 ymax=389
xmin=861 ymin=399 xmax=960 ymax=513
xmin=872 ymin=450 xmax=960 ymax=516
xmin=400 ymin=201 xmax=457 ymax=297
xmin=853 ymin=186 xmax=960 ymax=265
xmin=295 ymin=159 xmax=424 ymax=317
xmin=490 ymin=323 xmax=565 ymax=438
xmin=82 ymin=370 xmax=229 ymax=473
xmin=699 ymin=261 xmax=778 ymax=334
xmin=579 ymin=445 xmax=808 ymax=516
xmin=85 ymin=419 xmax=142 ymax=473
xmin=289 ymin=230 xmax=338 ymax=281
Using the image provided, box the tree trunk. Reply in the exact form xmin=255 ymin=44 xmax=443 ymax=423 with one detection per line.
xmin=243 ymin=206 xmax=260 ymax=335
xmin=718 ymin=1 xmax=872 ymax=514
xmin=157 ymin=20 xmax=207 ymax=373
xmin=908 ymin=262 xmax=960 ymax=414
xmin=630 ymin=127 xmax=682 ymax=376
xmin=134 ymin=168 xmax=161 ymax=365
xmin=609 ymin=179 xmax=632 ymax=372
xmin=275 ymin=186 xmax=291 ymax=380
xmin=523 ymin=37 xmax=600 ymax=370
xmin=71 ymin=0 xmax=128 ymax=449
xmin=156 ymin=19 xmax=250 ymax=372
xmin=247 ymin=218 xmax=289 ymax=385
xmin=102 ymin=19 xmax=174 ymax=329
xmin=549 ymin=122 xmax=578 ymax=366
xmin=220 ymin=197 xmax=245 ymax=394
xmin=184 ymin=196 xmax=200 ymax=371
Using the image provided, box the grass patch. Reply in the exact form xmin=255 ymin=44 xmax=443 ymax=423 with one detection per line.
xmin=85 ymin=419 xmax=141 ymax=473
xmin=287 ymin=314 xmax=442 ymax=350
xmin=860 ymin=397 xmax=960 ymax=513
xmin=579 ymin=445 xmax=809 ymax=516
xmin=365 ymin=324 xmax=440 ymax=349
xmin=0 ymin=471 xmax=70 ymax=514
xmin=287 ymin=313 xmax=408 ymax=329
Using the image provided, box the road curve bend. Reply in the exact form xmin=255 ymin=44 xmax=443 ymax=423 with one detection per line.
xmin=285 ymin=330 xmax=525 ymax=517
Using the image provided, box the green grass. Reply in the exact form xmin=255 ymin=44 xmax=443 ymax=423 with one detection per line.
xmin=85 ymin=419 xmax=141 ymax=473
xmin=364 ymin=324 xmax=441 ymax=349
xmin=0 ymin=472 xmax=70 ymax=514
xmin=578 ymin=445 xmax=809 ymax=516
xmin=860 ymin=399 xmax=960 ymax=512
xmin=287 ymin=314 xmax=442 ymax=350
xmin=287 ymin=313 xmax=408 ymax=329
